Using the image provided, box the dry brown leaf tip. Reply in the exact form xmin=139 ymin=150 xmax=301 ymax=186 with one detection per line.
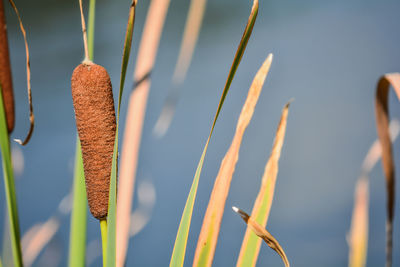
xmin=9 ymin=0 xmax=34 ymax=145
xmin=233 ymin=206 xmax=290 ymax=267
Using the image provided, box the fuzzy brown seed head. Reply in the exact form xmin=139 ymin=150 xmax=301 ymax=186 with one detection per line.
xmin=0 ymin=0 xmax=15 ymax=133
xmin=71 ymin=63 xmax=116 ymax=220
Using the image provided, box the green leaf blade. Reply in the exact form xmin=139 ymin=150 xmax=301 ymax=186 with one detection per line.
xmin=0 ymin=83 xmax=23 ymax=267
xmin=68 ymin=1 xmax=95 ymax=265
xmin=106 ymin=136 xmax=118 ymax=267
xmin=117 ymin=1 xmax=136 ymax=114
xmin=211 ymin=0 xmax=258 ymax=131
xmin=68 ymin=140 xmax=87 ymax=267
xmin=169 ymin=143 xmax=209 ymax=267
xmin=106 ymin=2 xmax=137 ymax=266
xmin=169 ymin=1 xmax=259 ymax=266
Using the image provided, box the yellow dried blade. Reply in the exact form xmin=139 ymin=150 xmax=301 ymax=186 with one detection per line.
xmin=374 ymin=73 xmax=400 ymax=266
xmin=22 ymin=217 xmax=60 ymax=267
xmin=172 ymin=0 xmax=207 ymax=85
xmin=236 ymin=101 xmax=290 ymax=267
xmin=347 ymin=119 xmax=400 ymax=267
xmin=169 ymin=1 xmax=258 ymax=265
xmin=348 ymin=178 xmax=369 ymax=267
xmin=233 ymin=207 xmax=289 ymax=267
xmin=193 ymin=54 xmax=273 ymax=267
xmin=153 ymin=0 xmax=207 ymax=137
xmin=116 ymin=1 xmax=171 ymax=266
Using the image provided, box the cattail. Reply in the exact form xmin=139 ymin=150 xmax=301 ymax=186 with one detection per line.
xmin=71 ymin=62 xmax=116 ymax=220
xmin=0 ymin=0 xmax=15 ymax=133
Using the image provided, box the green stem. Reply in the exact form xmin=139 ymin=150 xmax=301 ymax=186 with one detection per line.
xmin=88 ymin=0 xmax=96 ymax=60
xmin=0 ymin=84 xmax=23 ymax=267
xmin=100 ymin=219 xmax=108 ymax=267
xmin=67 ymin=140 xmax=87 ymax=267
xmin=67 ymin=0 xmax=96 ymax=266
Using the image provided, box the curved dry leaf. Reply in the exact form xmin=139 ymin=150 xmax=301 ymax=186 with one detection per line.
xmin=236 ymin=101 xmax=290 ymax=267
xmin=193 ymin=53 xmax=272 ymax=267
xmin=361 ymin=119 xmax=400 ymax=174
xmin=374 ymin=73 xmax=400 ymax=266
xmin=347 ymin=119 xmax=400 ymax=267
xmin=117 ymin=1 xmax=171 ymax=266
xmin=8 ymin=0 xmax=34 ymax=145
xmin=233 ymin=207 xmax=289 ymax=267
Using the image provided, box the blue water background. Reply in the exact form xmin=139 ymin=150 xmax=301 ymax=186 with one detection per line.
xmin=1 ymin=0 xmax=400 ymax=266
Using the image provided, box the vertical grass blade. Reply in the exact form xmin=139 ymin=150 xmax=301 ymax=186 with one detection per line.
xmin=68 ymin=0 xmax=97 ymax=265
xmin=348 ymin=178 xmax=369 ymax=267
xmin=233 ymin=207 xmax=289 ymax=267
xmin=107 ymin=1 xmax=138 ymax=267
xmin=153 ymin=0 xmax=207 ymax=137
xmin=68 ymin=141 xmax=87 ymax=267
xmin=236 ymin=101 xmax=290 ymax=267
xmin=100 ymin=219 xmax=107 ymax=266
xmin=117 ymin=1 xmax=170 ymax=266
xmin=0 ymin=83 xmax=23 ymax=267
xmin=170 ymin=2 xmax=258 ymax=266
xmin=106 ymin=138 xmax=117 ymax=267
xmin=117 ymin=0 xmax=136 ymax=112
xmin=169 ymin=142 xmax=209 ymax=267
xmin=87 ymin=0 xmax=96 ymax=60
xmin=374 ymin=73 xmax=400 ymax=267
xmin=193 ymin=54 xmax=272 ymax=267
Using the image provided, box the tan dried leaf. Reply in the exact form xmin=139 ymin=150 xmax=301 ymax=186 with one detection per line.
xmin=193 ymin=53 xmax=272 ymax=267
xmin=374 ymin=73 xmax=400 ymax=266
xmin=117 ymin=0 xmax=171 ymax=266
xmin=233 ymin=207 xmax=289 ymax=267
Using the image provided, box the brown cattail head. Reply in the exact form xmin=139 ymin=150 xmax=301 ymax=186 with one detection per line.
xmin=71 ymin=63 xmax=116 ymax=220
xmin=0 ymin=0 xmax=15 ymax=133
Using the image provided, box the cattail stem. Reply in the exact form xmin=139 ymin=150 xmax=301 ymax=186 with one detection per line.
xmin=87 ymin=0 xmax=96 ymax=60
xmin=100 ymin=219 xmax=107 ymax=267
xmin=78 ymin=0 xmax=90 ymax=63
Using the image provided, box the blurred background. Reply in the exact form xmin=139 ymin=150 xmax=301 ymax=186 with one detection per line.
xmin=1 ymin=0 xmax=400 ymax=266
